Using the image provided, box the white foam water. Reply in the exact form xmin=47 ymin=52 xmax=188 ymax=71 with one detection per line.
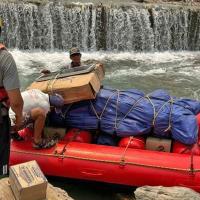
xmin=9 ymin=49 xmax=200 ymax=99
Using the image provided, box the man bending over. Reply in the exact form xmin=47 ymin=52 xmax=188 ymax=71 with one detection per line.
xmin=9 ymin=89 xmax=64 ymax=149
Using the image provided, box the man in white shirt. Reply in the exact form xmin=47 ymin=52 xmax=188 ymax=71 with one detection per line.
xmin=9 ymin=89 xmax=64 ymax=149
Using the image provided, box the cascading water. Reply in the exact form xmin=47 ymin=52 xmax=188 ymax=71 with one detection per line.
xmin=1 ymin=2 xmax=200 ymax=51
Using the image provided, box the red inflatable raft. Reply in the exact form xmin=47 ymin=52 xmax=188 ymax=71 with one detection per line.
xmin=10 ymin=128 xmax=200 ymax=192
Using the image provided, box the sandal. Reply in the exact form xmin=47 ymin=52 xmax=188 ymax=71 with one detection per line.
xmin=33 ymin=138 xmax=56 ymax=149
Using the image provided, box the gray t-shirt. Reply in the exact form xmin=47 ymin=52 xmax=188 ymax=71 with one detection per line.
xmin=0 ymin=49 xmax=20 ymax=90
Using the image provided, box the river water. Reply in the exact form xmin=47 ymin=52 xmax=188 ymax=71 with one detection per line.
xmin=12 ymin=49 xmax=200 ymax=99
xmin=10 ymin=49 xmax=200 ymax=199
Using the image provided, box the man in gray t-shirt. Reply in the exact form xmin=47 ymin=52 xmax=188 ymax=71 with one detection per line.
xmin=0 ymin=38 xmax=23 ymax=176
xmin=0 ymin=50 xmax=20 ymax=90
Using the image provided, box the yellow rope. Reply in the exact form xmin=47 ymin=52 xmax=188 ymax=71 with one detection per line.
xmin=120 ymin=136 xmax=133 ymax=164
xmin=90 ymin=90 xmax=120 ymax=120
xmin=115 ymin=96 xmax=145 ymax=129
xmin=60 ymin=103 xmax=73 ymax=119
xmin=151 ymin=97 xmax=174 ymax=133
xmin=46 ymin=72 xmax=61 ymax=94
xmin=114 ymin=90 xmax=120 ymax=130
xmin=145 ymin=95 xmax=156 ymax=126
xmin=90 ymin=91 xmax=175 ymax=139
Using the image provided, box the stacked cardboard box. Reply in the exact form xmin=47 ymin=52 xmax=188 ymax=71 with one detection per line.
xmin=28 ymin=63 xmax=105 ymax=104
xmin=9 ymin=160 xmax=48 ymax=200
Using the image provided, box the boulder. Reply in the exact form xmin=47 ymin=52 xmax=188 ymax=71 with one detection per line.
xmin=134 ymin=186 xmax=200 ymax=200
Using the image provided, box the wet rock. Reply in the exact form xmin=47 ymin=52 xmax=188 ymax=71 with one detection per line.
xmin=0 ymin=177 xmax=74 ymax=200
xmin=134 ymin=186 xmax=200 ymax=200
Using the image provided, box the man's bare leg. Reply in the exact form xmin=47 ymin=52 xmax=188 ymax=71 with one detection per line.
xmin=30 ymin=108 xmax=46 ymax=144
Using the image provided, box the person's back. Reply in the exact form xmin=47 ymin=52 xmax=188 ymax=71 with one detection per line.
xmin=22 ymin=89 xmax=50 ymax=115
xmin=9 ymin=89 xmax=50 ymax=121
xmin=10 ymin=89 xmax=64 ymax=149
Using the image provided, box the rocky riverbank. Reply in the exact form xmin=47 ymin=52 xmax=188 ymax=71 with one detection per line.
xmin=2 ymin=175 xmax=200 ymax=200
xmin=0 ymin=177 xmax=73 ymax=200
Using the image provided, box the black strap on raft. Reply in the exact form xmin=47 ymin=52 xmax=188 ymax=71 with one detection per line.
xmin=36 ymin=64 xmax=96 ymax=82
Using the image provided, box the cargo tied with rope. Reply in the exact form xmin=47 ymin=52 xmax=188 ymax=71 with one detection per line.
xmin=28 ymin=63 xmax=105 ymax=104
xmin=48 ymin=88 xmax=200 ymax=145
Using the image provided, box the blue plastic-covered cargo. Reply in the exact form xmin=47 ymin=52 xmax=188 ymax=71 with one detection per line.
xmin=48 ymin=88 xmax=200 ymax=145
xmin=148 ymin=90 xmax=199 ymax=144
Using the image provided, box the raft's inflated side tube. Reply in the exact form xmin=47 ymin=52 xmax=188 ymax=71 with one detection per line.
xmin=10 ymin=138 xmax=200 ymax=192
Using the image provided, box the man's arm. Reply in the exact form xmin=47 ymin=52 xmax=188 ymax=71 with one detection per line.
xmin=1 ymin=50 xmax=24 ymax=129
xmin=7 ymin=89 xmax=23 ymax=129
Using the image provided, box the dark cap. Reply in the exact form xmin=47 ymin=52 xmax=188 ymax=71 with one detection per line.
xmin=69 ymin=47 xmax=81 ymax=56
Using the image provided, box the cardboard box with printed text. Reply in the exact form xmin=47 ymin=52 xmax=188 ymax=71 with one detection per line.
xmin=9 ymin=160 xmax=48 ymax=200
xmin=28 ymin=63 xmax=105 ymax=104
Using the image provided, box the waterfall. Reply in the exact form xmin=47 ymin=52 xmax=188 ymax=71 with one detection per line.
xmin=0 ymin=2 xmax=200 ymax=51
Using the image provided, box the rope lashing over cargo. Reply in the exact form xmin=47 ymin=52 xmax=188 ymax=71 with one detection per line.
xmin=90 ymin=90 xmax=147 ymax=131
xmin=115 ymin=95 xmax=149 ymax=129
xmin=120 ymin=136 xmax=134 ymax=165
xmin=46 ymin=72 xmax=61 ymax=94
xmin=151 ymin=97 xmax=174 ymax=132
xmin=60 ymin=103 xmax=73 ymax=119
xmin=90 ymin=91 xmax=174 ymax=133
xmin=45 ymin=69 xmax=73 ymax=94
xmin=145 ymin=95 xmax=156 ymax=125
xmin=90 ymin=90 xmax=120 ymax=121
xmin=115 ymin=90 xmax=120 ymax=130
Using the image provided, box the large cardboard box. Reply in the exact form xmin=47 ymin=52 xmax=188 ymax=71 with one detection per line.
xmin=28 ymin=63 xmax=105 ymax=104
xmin=9 ymin=160 xmax=48 ymax=200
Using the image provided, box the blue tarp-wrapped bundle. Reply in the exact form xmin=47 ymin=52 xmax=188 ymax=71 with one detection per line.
xmin=48 ymin=101 xmax=97 ymax=128
xmin=62 ymin=101 xmax=99 ymax=129
xmin=49 ymin=88 xmax=200 ymax=145
xmin=92 ymin=88 xmax=154 ymax=136
xmin=148 ymin=90 xmax=199 ymax=144
xmin=48 ymin=110 xmax=65 ymax=127
xmin=97 ymin=134 xmax=118 ymax=146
